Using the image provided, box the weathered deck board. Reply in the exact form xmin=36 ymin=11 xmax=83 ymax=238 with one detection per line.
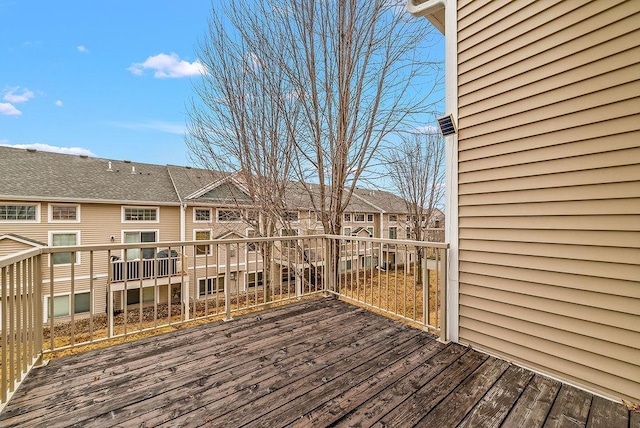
xmin=0 ymin=297 xmax=634 ymax=428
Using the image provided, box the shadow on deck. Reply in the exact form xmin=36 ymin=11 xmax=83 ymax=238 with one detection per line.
xmin=0 ymin=298 xmax=636 ymax=427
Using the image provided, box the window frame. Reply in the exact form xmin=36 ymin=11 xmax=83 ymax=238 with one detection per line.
xmin=0 ymin=203 xmax=40 ymax=223
xmin=121 ymin=206 xmax=159 ymax=223
xmin=121 ymin=229 xmax=159 ymax=261
xmin=367 ymin=214 xmax=374 ymax=222
xmin=198 ymin=276 xmax=224 ymax=297
xmin=246 ymin=271 xmax=264 ymax=288
xmin=48 ymin=230 xmax=81 ymax=266
xmin=194 ymin=229 xmax=212 ymax=256
xmin=48 ymin=203 xmax=80 ymax=223
xmin=216 ymin=208 xmax=243 ymax=223
xmin=388 ymin=226 xmax=398 ymax=240
xmin=193 ymin=208 xmax=212 ymax=223
xmin=343 ymin=213 xmax=351 ymax=222
xmin=44 ymin=291 xmax=92 ymax=320
xmin=354 ymin=213 xmax=365 ymax=222
xmin=389 ymin=214 xmax=398 ymax=222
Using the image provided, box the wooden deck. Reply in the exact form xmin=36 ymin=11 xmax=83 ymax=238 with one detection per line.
xmin=1 ymin=297 xmax=636 ymax=427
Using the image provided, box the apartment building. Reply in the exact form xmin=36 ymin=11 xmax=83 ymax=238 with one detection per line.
xmin=0 ymin=146 xmax=442 ymax=322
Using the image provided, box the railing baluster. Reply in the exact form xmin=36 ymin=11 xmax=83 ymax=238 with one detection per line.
xmin=1 ymin=266 xmax=7 ymax=404
xmin=440 ymin=247 xmax=447 ymax=342
xmin=224 ymin=243 xmax=232 ymax=321
xmin=89 ymin=251 xmax=94 ymax=343
xmin=107 ymin=249 xmax=114 ymax=339
xmin=70 ymin=253 xmax=75 ymax=348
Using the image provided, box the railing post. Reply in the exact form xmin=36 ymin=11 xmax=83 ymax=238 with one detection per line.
xmin=422 ymin=254 xmax=428 ymax=330
xmin=223 ymin=243 xmax=233 ymax=322
xmin=184 ymin=247 xmax=190 ymax=322
xmin=322 ymin=236 xmax=332 ymax=295
xmin=35 ymin=255 xmax=43 ymax=364
xmin=439 ymin=247 xmax=448 ymax=342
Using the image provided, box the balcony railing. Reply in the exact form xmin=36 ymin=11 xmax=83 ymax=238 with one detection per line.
xmin=0 ymin=235 xmax=448 ymax=409
xmin=110 ymin=252 xmax=183 ymax=282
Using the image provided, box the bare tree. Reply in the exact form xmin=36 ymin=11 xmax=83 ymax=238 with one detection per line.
xmin=186 ymin=0 xmax=442 ymax=290
xmin=185 ymin=3 xmax=303 ymax=299
xmin=385 ymin=131 xmax=445 ymax=282
xmin=276 ymin=0 xmax=442 ymax=236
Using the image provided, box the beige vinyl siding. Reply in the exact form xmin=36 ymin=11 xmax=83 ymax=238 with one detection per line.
xmin=456 ymin=0 xmax=640 ymax=402
xmin=0 ymin=239 xmax=36 ymax=257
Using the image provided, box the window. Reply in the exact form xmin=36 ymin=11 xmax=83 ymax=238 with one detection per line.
xmin=406 ymin=227 xmax=413 ymax=239
xmin=199 ymin=277 xmax=224 ymax=296
xmin=50 ymin=204 xmax=79 ymax=222
xmin=194 ymin=208 xmax=211 ymax=222
xmin=247 ymin=272 xmax=264 ymax=288
xmin=283 ymin=211 xmax=299 ymax=222
xmin=434 ymin=219 xmax=441 ymax=228
xmin=0 ymin=204 xmax=38 ymax=222
xmin=316 ymin=212 xmax=323 ymax=222
xmin=343 ymin=227 xmax=352 ymax=236
xmin=217 ymin=209 xmax=242 ymax=222
xmin=123 ymin=207 xmax=158 ymax=222
xmin=340 ymin=260 xmax=352 ymax=271
xmin=367 ymin=214 xmax=374 ymax=222
xmin=50 ymin=231 xmax=79 ymax=265
xmin=46 ymin=292 xmax=90 ymax=320
xmin=389 ymin=214 xmax=397 ymax=222
xmin=389 ymin=227 xmax=397 ymax=240
xmin=126 ymin=287 xmax=155 ymax=305
xmin=344 ymin=213 xmax=351 ymax=222
xmin=123 ymin=231 xmax=157 ymax=260
xmin=195 ymin=230 xmax=211 ymax=256
xmin=366 ymin=227 xmax=374 ymax=236
xmin=354 ymin=213 xmax=365 ymax=222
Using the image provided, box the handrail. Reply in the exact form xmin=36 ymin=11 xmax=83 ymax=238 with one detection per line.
xmin=1 ymin=234 xmax=449 ymax=409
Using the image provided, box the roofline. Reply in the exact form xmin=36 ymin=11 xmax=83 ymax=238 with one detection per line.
xmin=351 ymin=192 xmax=386 ymax=213
xmin=0 ymin=234 xmax=46 ymax=248
xmin=166 ymin=166 xmax=183 ymax=204
xmin=0 ymin=195 xmax=181 ymax=206
xmin=185 ymin=174 xmax=250 ymax=201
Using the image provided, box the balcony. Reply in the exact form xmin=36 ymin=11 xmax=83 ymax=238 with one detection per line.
xmin=0 ymin=236 xmax=636 ymax=426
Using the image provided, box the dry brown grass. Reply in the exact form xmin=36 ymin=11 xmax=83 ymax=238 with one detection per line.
xmin=42 ymin=290 xmax=314 ymax=360
xmin=337 ymin=267 xmax=442 ymax=332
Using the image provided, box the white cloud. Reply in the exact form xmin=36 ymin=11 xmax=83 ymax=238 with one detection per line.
xmin=77 ymin=45 xmax=88 ymax=53
xmin=128 ymin=53 xmax=205 ymax=78
xmin=111 ymin=120 xmax=186 ymax=134
xmin=414 ymin=124 xmax=440 ymax=134
xmin=0 ymin=103 xmax=21 ymax=116
xmin=3 ymin=87 xmax=35 ymax=103
xmin=0 ymin=143 xmax=95 ymax=157
xmin=55 ymin=100 xmax=63 ymax=107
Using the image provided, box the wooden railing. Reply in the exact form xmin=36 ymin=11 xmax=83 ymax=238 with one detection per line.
xmin=0 ymin=235 xmax=448 ymax=409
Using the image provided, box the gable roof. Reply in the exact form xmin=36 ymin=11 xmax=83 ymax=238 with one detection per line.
xmin=0 ymin=146 xmax=180 ymax=204
xmin=0 ymin=233 xmax=46 ymax=247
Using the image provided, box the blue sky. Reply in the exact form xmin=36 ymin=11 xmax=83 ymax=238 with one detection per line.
xmin=1 ymin=1 xmax=444 ymax=167
xmin=0 ymin=0 xmax=212 ymax=165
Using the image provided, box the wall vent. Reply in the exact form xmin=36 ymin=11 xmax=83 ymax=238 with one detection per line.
xmin=437 ymin=114 xmax=457 ymax=136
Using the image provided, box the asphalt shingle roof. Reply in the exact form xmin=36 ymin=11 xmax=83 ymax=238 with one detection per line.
xmin=0 ymin=146 xmax=179 ymax=204
xmin=0 ymin=146 xmax=426 ymax=215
